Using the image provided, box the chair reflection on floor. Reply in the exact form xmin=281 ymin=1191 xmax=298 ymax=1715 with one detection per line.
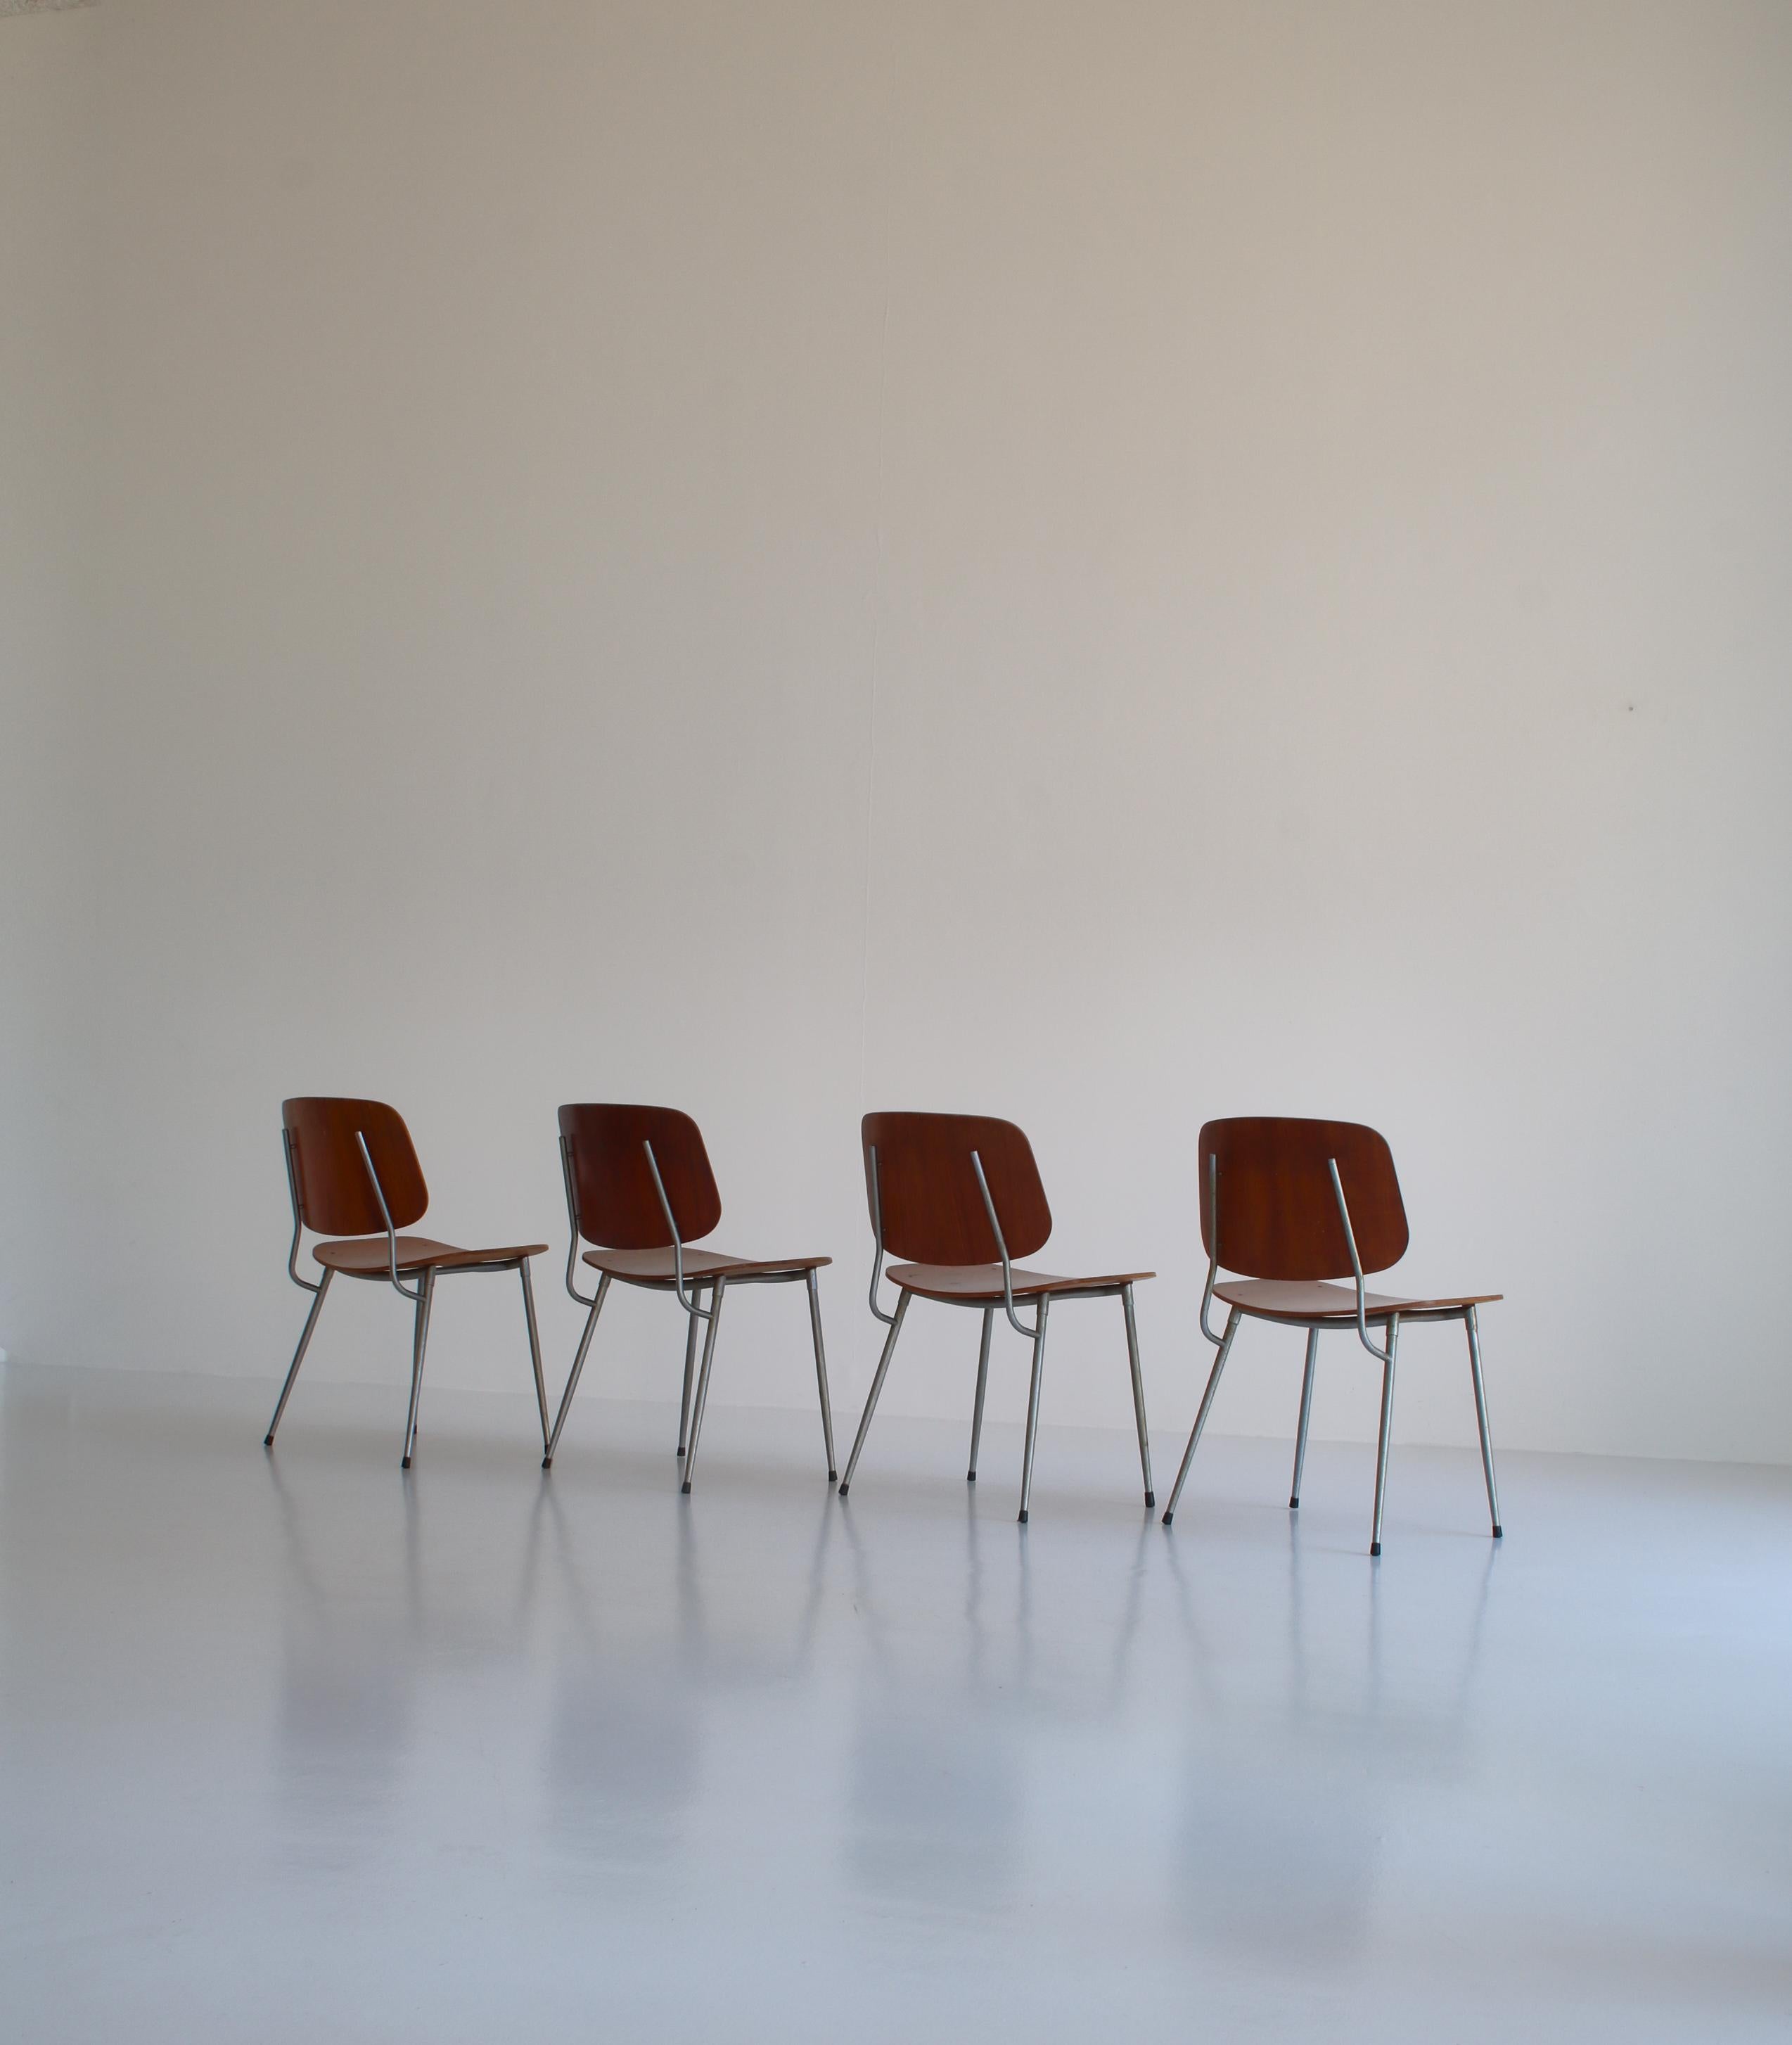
xmin=835 ymin=1491 xmax=1151 ymax=1911
xmin=530 ymin=1474 xmax=838 ymax=1878
xmin=1163 ymin=1514 xmax=1497 ymax=1961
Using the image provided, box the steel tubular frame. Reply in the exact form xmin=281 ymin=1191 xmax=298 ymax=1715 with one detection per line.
xmin=841 ymin=1146 xmax=1155 ymax=1522
xmin=265 ymin=1127 xmax=551 ymax=1467
xmin=1160 ymin=1152 xmax=1504 ymax=1553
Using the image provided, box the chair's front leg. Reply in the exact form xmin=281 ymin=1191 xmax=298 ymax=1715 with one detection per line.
xmin=1162 ymin=1306 xmax=1241 ymax=1526
xmin=968 ymin=1306 xmax=994 ymax=1482
xmin=1290 ymin=1328 xmax=1319 ymax=1508
xmin=1122 ymin=1284 xmax=1154 ymax=1507
xmin=1018 ymin=1294 xmax=1051 ymax=1524
xmin=519 ymin=1259 xmax=549 ymax=1454
xmin=1464 ymin=1305 xmax=1503 ymax=1538
xmin=805 ymin=1268 xmax=838 ymax=1482
xmin=544 ymin=1272 xmax=610 ymax=1468
xmin=401 ymin=1269 xmax=437 ymax=1470
xmin=1369 ymin=1314 xmax=1400 ymax=1555
xmin=265 ymin=1267 xmax=333 ymax=1446
xmin=677 ymin=1285 xmax=703 ymax=1457
xmin=679 ymin=1278 xmax=728 ymax=1493
xmin=838 ymin=1287 xmax=911 ymax=1498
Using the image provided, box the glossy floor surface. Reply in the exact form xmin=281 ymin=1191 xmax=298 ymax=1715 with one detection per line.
xmin=3 ymin=1364 xmax=1789 ymax=2043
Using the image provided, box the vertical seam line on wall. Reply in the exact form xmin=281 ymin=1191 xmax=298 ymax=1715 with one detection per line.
xmin=856 ymin=279 xmax=892 ymax=1111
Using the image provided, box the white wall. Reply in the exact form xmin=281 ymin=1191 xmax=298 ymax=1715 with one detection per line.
xmin=4 ymin=0 xmax=1789 ymax=1464
xmin=0 ymin=4 xmax=99 ymax=1375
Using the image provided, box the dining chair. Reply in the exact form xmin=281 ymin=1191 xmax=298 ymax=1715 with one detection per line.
xmin=544 ymin=1104 xmax=836 ymax=1491
xmin=1160 ymin=1117 xmax=1503 ymax=1554
xmin=267 ymin=1097 xmax=551 ymax=1467
xmin=838 ymin=1111 xmax=1156 ymax=1522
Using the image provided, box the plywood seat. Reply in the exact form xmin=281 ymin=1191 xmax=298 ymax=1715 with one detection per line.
xmin=319 ymin=1234 xmax=550 ymax=1275
xmin=889 ymin=1260 xmax=1154 ymax=1304
xmin=582 ymin=1245 xmax=829 ymax=1285
xmin=1213 ymin=1278 xmax=1503 ymax=1322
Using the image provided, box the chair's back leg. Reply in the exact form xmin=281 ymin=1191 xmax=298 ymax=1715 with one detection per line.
xmin=679 ymin=1278 xmax=729 ymax=1493
xmin=677 ymin=1285 xmax=702 ymax=1457
xmin=544 ymin=1272 xmax=610 ymax=1468
xmin=519 ymin=1260 xmax=549 ymax=1454
xmin=1464 ymin=1305 xmax=1503 ymax=1537
xmin=1017 ymin=1294 xmax=1051 ymax=1524
xmin=838 ymin=1287 xmax=911 ymax=1498
xmin=1122 ymin=1284 xmax=1155 ymax=1507
xmin=1290 ymin=1328 xmax=1319 ymax=1508
xmin=968 ymin=1307 xmax=994 ymax=1481
xmin=264 ymin=1267 xmax=333 ymax=1446
xmin=805 ymin=1268 xmax=838 ymax=1482
xmin=1368 ymin=1314 xmax=1400 ymax=1555
xmin=401 ymin=1269 xmax=437 ymax=1470
xmin=1162 ymin=1305 xmax=1241 ymax=1525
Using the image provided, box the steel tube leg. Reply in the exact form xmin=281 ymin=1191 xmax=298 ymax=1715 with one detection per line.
xmin=838 ymin=1289 xmax=911 ymax=1498
xmin=1122 ymin=1284 xmax=1155 ymax=1508
xmin=544 ymin=1273 xmax=610 ymax=1467
xmin=1017 ymin=1296 xmax=1051 ymax=1524
xmin=1464 ymin=1305 xmax=1503 ymax=1538
xmin=1163 ymin=1306 xmax=1241 ymax=1525
xmin=806 ymin=1268 xmax=838 ymax=1482
xmin=1369 ymin=1315 xmax=1400 ymax=1556
xmin=679 ymin=1278 xmax=728 ymax=1493
xmin=968 ymin=1307 xmax=994 ymax=1481
xmin=264 ymin=1268 xmax=333 ymax=1446
xmin=1290 ymin=1329 xmax=1319 ymax=1508
xmin=401 ymin=1270 xmax=437 ymax=1470
xmin=520 ymin=1260 xmax=550 ymax=1455
xmin=677 ymin=1285 xmax=702 ymax=1457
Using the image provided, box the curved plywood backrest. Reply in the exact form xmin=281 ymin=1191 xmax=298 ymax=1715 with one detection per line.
xmin=1198 ymin=1117 xmax=1407 ymax=1280
xmin=862 ymin=1111 xmax=1051 ymax=1266
xmin=283 ymin=1097 xmax=429 ymax=1238
xmin=558 ymin=1103 xmax=722 ymax=1249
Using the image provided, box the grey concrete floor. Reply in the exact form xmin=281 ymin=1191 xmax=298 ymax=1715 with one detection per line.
xmin=1 ymin=1361 xmax=1788 ymax=2042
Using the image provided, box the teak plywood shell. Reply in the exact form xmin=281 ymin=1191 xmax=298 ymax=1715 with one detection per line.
xmin=887 ymin=1261 xmax=1153 ymax=1303
xmin=560 ymin=1102 xmax=722 ymax=1248
xmin=1212 ymin=1279 xmax=1503 ymax=1322
xmin=581 ymin=1246 xmax=828 ymax=1283
xmin=284 ymin=1097 xmax=429 ymax=1237
xmin=862 ymin=1112 xmax=1052 ymax=1264
xmin=1199 ymin=1117 xmax=1409 ymax=1279
xmin=315 ymin=1234 xmax=550 ymax=1275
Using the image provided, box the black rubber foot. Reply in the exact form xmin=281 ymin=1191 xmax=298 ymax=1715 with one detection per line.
xmin=826 ymin=1469 xmax=838 ymax=1484
xmin=966 ymin=1470 xmax=978 ymax=1482
xmin=1161 ymin=1511 xmax=1174 ymax=1526
xmin=541 ymin=1457 xmax=552 ymax=1470
xmin=676 ymin=1446 xmax=685 ymax=1458
xmin=401 ymin=1457 xmax=411 ymax=1471
xmin=1017 ymin=1509 xmax=1029 ymax=1524
xmin=1144 ymin=1491 xmax=1155 ymax=1508
xmin=1369 ymin=1541 xmax=1382 ymax=1557
xmin=1492 ymin=1524 xmax=1504 ymax=1538
xmin=680 ymin=1480 xmax=691 ymax=1494
xmin=1288 ymin=1495 xmax=1300 ymax=1509
xmin=263 ymin=1436 xmax=274 ymax=1448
